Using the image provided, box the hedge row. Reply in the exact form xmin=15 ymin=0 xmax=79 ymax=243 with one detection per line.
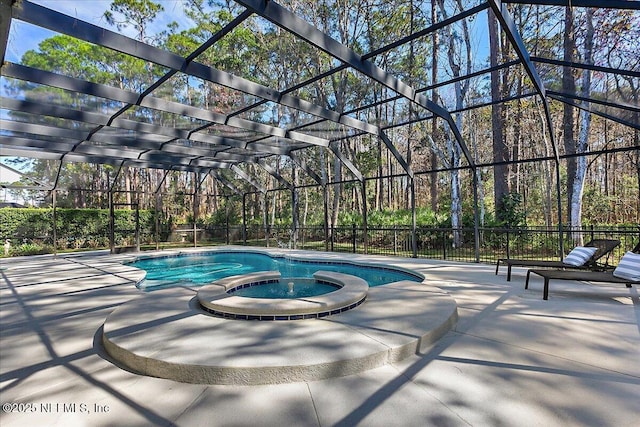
xmin=0 ymin=207 xmax=159 ymax=251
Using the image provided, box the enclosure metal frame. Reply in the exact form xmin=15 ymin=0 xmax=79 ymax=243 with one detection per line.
xmin=1 ymin=0 xmax=638 ymax=257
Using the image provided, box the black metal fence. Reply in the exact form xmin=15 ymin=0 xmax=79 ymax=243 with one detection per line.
xmin=4 ymin=214 xmax=638 ymax=265
xmin=194 ymin=224 xmax=639 ymax=266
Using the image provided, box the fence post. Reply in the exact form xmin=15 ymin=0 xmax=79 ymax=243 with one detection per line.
xmin=506 ymin=229 xmax=511 ymax=259
xmin=52 ymin=190 xmax=57 ymax=257
xmin=352 ymin=223 xmax=357 ymax=253
xmin=225 ymin=209 xmax=230 ymax=245
xmin=393 ymin=225 xmax=397 ymax=256
xmin=135 ymin=204 xmax=140 ymax=252
xmin=330 ymin=226 xmax=334 ymax=252
xmin=154 ymin=194 xmax=160 ymax=250
xmin=242 ymin=193 xmax=247 ymax=246
xmin=442 ymin=229 xmax=447 ymax=260
xmin=109 ymin=191 xmax=115 ymax=254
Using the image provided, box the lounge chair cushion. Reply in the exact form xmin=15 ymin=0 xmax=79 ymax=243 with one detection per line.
xmin=563 ymin=246 xmax=597 ymax=266
xmin=613 ymin=251 xmax=640 ymax=281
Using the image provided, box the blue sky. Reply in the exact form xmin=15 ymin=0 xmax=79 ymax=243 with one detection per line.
xmin=5 ymin=0 xmax=193 ymax=63
xmin=6 ymin=0 xmax=491 ymax=66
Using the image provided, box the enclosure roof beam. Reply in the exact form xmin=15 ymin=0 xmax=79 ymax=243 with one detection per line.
xmin=379 ymin=131 xmax=413 ymax=178
xmin=11 ymin=1 xmax=372 ymax=139
xmin=1 ymin=119 xmax=90 ymax=141
xmin=231 ymin=165 xmax=266 ymax=194
xmin=0 ymin=160 xmax=49 ymax=188
xmin=0 ymin=146 xmax=64 ymax=161
xmin=1 ymin=62 xmax=141 ymax=103
xmin=8 ymin=0 xmax=376 ymax=187
xmin=504 ymin=0 xmax=640 ymax=10
xmin=210 ymin=171 xmax=244 ymax=196
xmin=230 ymin=2 xmax=490 ymax=153
xmin=488 ymin=0 xmax=561 ymax=157
xmin=242 ymin=2 xmax=488 ymax=115
xmin=0 ymin=184 xmax=54 ymax=191
xmin=488 ymin=0 xmax=548 ymax=99
xmin=0 ymin=134 xmax=234 ymax=170
xmin=288 ymin=151 xmax=324 ymax=186
xmin=0 ymin=147 xmax=180 ymax=172
xmin=547 ymin=90 xmax=640 ymax=114
xmin=139 ymin=163 xmax=202 ymax=173
xmin=548 ymin=93 xmax=640 ymax=130
xmin=154 ymin=169 xmax=172 ymax=195
xmin=1 ymin=62 xmax=330 ymax=149
xmin=329 ymin=145 xmax=363 ymax=182
xmin=531 ymin=56 xmax=640 ymax=79
xmin=235 ymin=0 xmax=475 ymax=170
xmin=0 ymin=0 xmax=13 ymax=64
xmin=0 ymin=135 xmax=76 ymax=153
xmin=245 ymin=141 xmax=291 ymax=156
xmin=257 ymin=160 xmax=294 ymax=191
xmin=108 ymin=161 xmax=126 ymax=193
xmin=141 ymin=152 xmax=231 ymax=169
xmin=0 ymin=118 xmax=251 ymax=161
xmin=0 ymin=134 xmax=149 ymax=162
xmin=0 ymin=97 xmax=260 ymax=164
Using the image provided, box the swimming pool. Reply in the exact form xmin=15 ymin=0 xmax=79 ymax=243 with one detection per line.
xmin=130 ymin=250 xmax=422 ymax=291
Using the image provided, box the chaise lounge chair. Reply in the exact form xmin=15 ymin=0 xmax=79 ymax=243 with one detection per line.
xmin=495 ymin=239 xmax=620 ymax=281
xmin=525 ymin=243 xmax=640 ymax=300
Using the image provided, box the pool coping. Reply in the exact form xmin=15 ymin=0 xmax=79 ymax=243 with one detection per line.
xmin=197 ymin=270 xmax=369 ymax=320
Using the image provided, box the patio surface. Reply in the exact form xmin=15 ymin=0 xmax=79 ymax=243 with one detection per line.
xmin=1 ymin=247 xmax=638 ymax=426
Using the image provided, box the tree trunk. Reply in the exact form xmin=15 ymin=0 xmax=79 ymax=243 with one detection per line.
xmin=536 ymin=98 xmax=553 ymax=227
xmin=331 ymin=142 xmax=342 ymax=230
xmin=405 ymin=0 xmax=415 ymax=210
xmin=437 ymin=0 xmax=470 ymax=247
xmin=563 ymin=6 xmax=577 ymax=228
xmin=125 ymin=169 xmax=132 ymax=207
xmin=430 ymin=0 xmax=439 ymax=213
xmin=471 ymin=113 xmax=485 ymax=226
xmin=570 ymin=8 xmax=594 ymax=245
xmin=488 ymin=7 xmax=509 ymax=219
xmin=291 ymin=165 xmax=299 ymax=248
xmin=193 ymin=172 xmax=201 ymax=226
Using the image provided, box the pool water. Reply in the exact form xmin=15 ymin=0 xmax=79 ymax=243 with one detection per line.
xmin=228 ymin=279 xmax=339 ymax=299
xmin=130 ymin=251 xmax=421 ymax=291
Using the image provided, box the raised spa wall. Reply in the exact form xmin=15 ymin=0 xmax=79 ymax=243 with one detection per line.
xmin=197 ymin=270 xmax=369 ymax=320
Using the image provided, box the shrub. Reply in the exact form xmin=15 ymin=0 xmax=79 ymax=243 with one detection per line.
xmin=9 ymin=243 xmax=51 ymax=256
xmin=0 ymin=207 xmax=160 ymax=254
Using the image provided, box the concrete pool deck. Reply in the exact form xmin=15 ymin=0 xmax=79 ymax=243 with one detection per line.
xmin=1 ymin=247 xmax=639 ymax=426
